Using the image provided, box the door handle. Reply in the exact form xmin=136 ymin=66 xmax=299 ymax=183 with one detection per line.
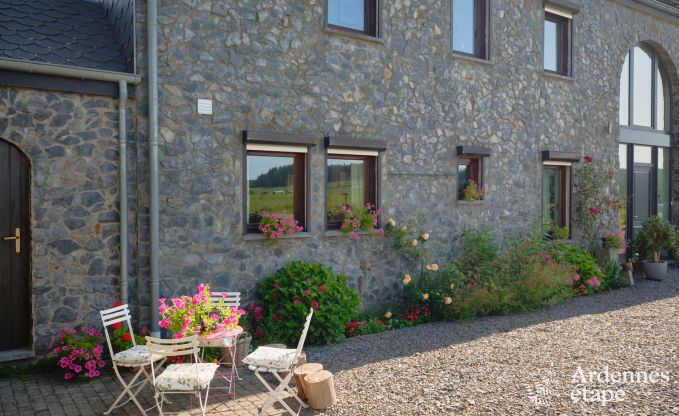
xmin=2 ymin=228 xmax=20 ymax=254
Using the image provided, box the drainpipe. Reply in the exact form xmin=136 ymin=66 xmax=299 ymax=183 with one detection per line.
xmin=148 ymin=0 xmax=161 ymax=337
xmin=118 ymin=80 xmax=129 ymax=304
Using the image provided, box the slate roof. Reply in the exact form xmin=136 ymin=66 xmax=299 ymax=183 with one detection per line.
xmin=655 ymin=0 xmax=679 ymax=9
xmin=0 ymin=0 xmax=131 ymax=73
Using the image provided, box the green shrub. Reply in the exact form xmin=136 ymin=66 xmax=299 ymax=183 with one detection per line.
xmin=403 ymin=229 xmax=574 ymax=321
xmin=600 ymin=260 xmax=630 ymax=290
xmin=257 ymin=261 xmax=360 ymax=345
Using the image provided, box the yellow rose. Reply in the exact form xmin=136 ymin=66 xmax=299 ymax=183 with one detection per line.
xmin=450 ymin=283 xmax=456 ymax=289
xmin=430 ymin=263 xmax=439 ymax=272
xmin=384 ymin=311 xmax=393 ymax=319
xmin=422 ymin=232 xmax=430 ymax=241
xmin=411 ymin=239 xmax=418 ymax=247
xmin=401 ymin=226 xmax=408 ymax=232
xmin=388 ymin=218 xmax=396 ymax=227
xmin=444 ymin=296 xmax=452 ymax=305
xmin=422 ymin=293 xmax=429 ymax=301
xmin=402 ymin=274 xmax=412 ymax=285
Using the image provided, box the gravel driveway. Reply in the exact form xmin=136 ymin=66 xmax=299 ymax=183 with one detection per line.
xmin=306 ymin=271 xmax=679 ymax=415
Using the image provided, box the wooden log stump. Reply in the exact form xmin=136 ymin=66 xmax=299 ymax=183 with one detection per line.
xmin=304 ymin=370 xmax=337 ymax=410
xmin=293 ymin=363 xmax=323 ymax=400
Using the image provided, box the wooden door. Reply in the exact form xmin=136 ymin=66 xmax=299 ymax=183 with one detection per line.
xmin=0 ymin=139 xmax=31 ymax=351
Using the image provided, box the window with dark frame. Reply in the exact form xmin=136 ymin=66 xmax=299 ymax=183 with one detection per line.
xmin=543 ymin=11 xmax=570 ymax=76
xmin=326 ymin=155 xmax=377 ymax=229
xmin=451 ymin=0 xmax=488 ymax=59
xmin=327 ymin=0 xmax=378 ymax=38
xmin=458 ymin=157 xmax=482 ymax=200
xmin=619 ymin=46 xmax=667 ymax=131
xmin=246 ymin=151 xmax=307 ymax=233
xmin=542 ymin=165 xmax=569 ymax=229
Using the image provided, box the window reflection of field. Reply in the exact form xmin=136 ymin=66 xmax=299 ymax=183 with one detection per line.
xmin=327 ymin=180 xmax=364 ymax=222
xmin=248 ymin=186 xmax=294 ymax=223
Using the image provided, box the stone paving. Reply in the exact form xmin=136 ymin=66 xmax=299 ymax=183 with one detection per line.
xmin=0 ymin=368 xmax=318 ymax=416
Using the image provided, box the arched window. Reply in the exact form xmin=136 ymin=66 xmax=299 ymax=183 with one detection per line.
xmin=618 ymin=45 xmax=672 ymax=247
xmin=619 ymin=46 xmax=667 ymax=131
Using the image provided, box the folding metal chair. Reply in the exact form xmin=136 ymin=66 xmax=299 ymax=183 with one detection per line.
xmin=146 ymin=335 xmax=219 ymax=416
xmin=101 ymin=304 xmax=165 ymax=415
xmin=243 ymin=307 xmax=314 ymax=416
xmin=210 ymin=291 xmax=245 ymax=380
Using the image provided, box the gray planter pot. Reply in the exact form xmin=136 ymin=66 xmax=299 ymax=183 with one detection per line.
xmin=642 ymin=261 xmax=667 ymax=281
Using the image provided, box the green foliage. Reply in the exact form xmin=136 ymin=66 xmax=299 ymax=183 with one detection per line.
xmin=632 ymin=215 xmax=679 ymax=262
xmin=345 ymin=315 xmax=388 ymax=337
xmin=572 ymin=157 xmax=621 ymax=252
xmin=385 ymin=216 xmax=432 ymax=263
xmin=551 ymin=243 xmax=602 ymax=280
xmin=600 ymin=260 xmax=630 ymax=290
xmin=549 ymin=226 xmax=570 ymax=241
xmin=257 ymin=261 xmax=360 ymax=345
xmin=402 ymin=229 xmax=575 ymax=322
xmin=601 ymin=233 xmax=625 ymax=249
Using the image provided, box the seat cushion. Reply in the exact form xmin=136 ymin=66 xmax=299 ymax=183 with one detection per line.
xmin=242 ymin=346 xmax=297 ymax=370
xmin=113 ymin=345 xmax=162 ymax=367
xmin=154 ymin=363 xmax=219 ymax=391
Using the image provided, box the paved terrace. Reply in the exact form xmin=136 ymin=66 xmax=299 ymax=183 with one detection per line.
xmin=2 ymin=272 xmax=679 ymax=415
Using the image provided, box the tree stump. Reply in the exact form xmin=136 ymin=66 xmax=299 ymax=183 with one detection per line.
xmin=293 ymin=363 xmax=323 ymax=400
xmin=304 ymin=370 xmax=337 ymax=410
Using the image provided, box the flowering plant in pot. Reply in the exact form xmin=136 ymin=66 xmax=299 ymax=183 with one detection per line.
xmin=462 ymin=179 xmax=485 ymax=201
xmin=596 ymin=231 xmax=626 ymax=264
xmin=632 ymin=215 xmax=679 ymax=280
xmin=339 ymin=203 xmax=384 ymax=240
xmin=159 ymin=283 xmax=245 ymax=338
xmin=258 ymin=211 xmax=303 ymax=242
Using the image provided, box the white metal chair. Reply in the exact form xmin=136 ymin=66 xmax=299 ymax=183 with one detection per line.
xmin=101 ymin=304 xmax=165 ymax=415
xmin=146 ymin=335 xmax=219 ymax=416
xmin=211 ymin=291 xmax=241 ymax=308
xmin=243 ymin=307 xmax=314 ymax=416
xmin=210 ymin=291 xmax=244 ymax=380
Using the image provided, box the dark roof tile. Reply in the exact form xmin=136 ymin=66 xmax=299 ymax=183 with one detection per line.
xmin=0 ymin=0 xmax=132 ymax=73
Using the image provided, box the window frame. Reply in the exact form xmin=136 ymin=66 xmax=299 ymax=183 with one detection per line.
xmin=543 ymin=11 xmax=571 ymax=76
xmin=621 ymin=46 xmax=668 ymax=132
xmin=326 ymin=0 xmax=379 ymax=38
xmin=244 ymin=150 xmax=308 ymax=234
xmin=325 ymin=154 xmax=378 ymax=230
xmin=451 ymin=0 xmax=489 ymax=59
xmin=457 ymin=157 xmax=483 ymax=200
xmin=541 ymin=163 xmax=571 ymax=230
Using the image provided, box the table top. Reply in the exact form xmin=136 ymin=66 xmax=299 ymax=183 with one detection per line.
xmin=197 ymin=326 xmax=243 ymax=346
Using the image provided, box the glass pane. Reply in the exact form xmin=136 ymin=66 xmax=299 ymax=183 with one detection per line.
xmin=328 ymin=0 xmax=365 ymax=31
xmin=634 ymin=145 xmax=652 ymax=164
xmin=544 ymin=19 xmax=558 ymax=72
xmin=247 ymin=155 xmax=295 ymax=224
xmin=619 ymin=52 xmax=630 ymax=126
xmin=452 ymin=0 xmax=476 ymax=54
xmin=656 ymin=67 xmax=665 ymax=131
xmin=658 ymin=148 xmax=670 ymax=220
xmin=458 ymin=163 xmax=469 ymax=196
xmin=632 ymin=47 xmax=653 ymax=127
xmin=542 ymin=167 xmax=562 ymax=227
xmin=619 ymin=144 xmax=627 ymax=234
xmin=327 ymin=158 xmax=365 ymax=223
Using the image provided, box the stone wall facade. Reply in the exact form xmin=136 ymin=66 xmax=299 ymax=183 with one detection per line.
xmin=4 ymin=0 xmax=679 ymax=352
xmin=0 ymin=87 xmax=142 ymax=352
xmin=149 ymin=0 xmax=679 ymax=313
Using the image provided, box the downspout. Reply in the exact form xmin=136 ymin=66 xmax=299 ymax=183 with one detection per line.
xmin=118 ymin=80 xmax=129 ymax=304
xmin=148 ymin=0 xmax=161 ymax=336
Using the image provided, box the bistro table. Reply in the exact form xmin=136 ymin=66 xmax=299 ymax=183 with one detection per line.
xmin=197 ymin=326 xmax=243 ymax=406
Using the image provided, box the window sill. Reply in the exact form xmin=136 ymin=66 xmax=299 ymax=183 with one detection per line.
xmin=324 ymin=26 xmax=384 ymax=44
xmin=324 ymin=229 xmax=380 ymax=237
xmin=543 ymin=71 xmax=574 ymax=82
xmin=243 ymin=232 xmax=312 ymax=241
xmin=450 ymin=52 xmax=493 ymax=66
xmin=458 ymin=199 xmax=485 ymax=206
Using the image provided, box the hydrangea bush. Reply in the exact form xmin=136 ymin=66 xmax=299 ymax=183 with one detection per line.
xmin=50 ymin=327 xmax=106 ymax=380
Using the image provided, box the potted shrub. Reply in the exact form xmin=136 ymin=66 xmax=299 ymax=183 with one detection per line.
xmin=596 ymin=232 xmax=625 ymax=264
xmin=632 ymin=216 xmax=679 ymax=280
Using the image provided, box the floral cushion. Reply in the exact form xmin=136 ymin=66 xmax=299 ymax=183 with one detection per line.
xmin=113 ymin=345 xmax=162 ymax=367
xmin=154 ymin=363 xmax=219 ymax=391
xmin=242 ymin=346 xmax=297 ymax=370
